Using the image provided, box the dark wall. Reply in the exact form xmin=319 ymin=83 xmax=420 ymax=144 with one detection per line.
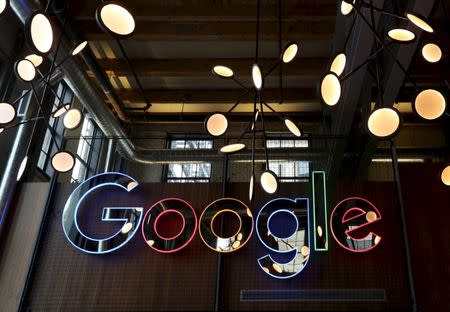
xmin=21 ymin=164 xmax=449 ymax=311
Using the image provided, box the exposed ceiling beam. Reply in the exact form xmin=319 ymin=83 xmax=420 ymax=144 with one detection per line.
xmin=94 ymin=58 xmax=328 ymax=77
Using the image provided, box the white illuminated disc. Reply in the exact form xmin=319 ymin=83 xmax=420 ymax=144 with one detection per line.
xmin=260 ymin=170 xmax=278 ymax=194
xmin=212 ymin=65 xmax=234 ymax=78
xmin=387 ymin=29 xmax=415 ymax=42
xmin=281 ymin=42 xmax=299 ymax=63
xmin=317 ymin=225 xmax=323 ymax=237
xmin=63 ymin=108 xmax=82 ymax=129
xmin=220 ymin=143 xmax=245 ymax=154
xmin=0 ymin=0 xmax=6 ymax=15
xmin=249 ymin=175 xmax=254 ymax=201
xmin=71 ymin=41 xmax=88 ymax=56
xmin=367 ymin=108 xmax=400 ymax=138
xmin=0 ymin=127 xmax=4 ymax=134
xmin=330 ymin=53 xmax=346 ymax=76
xmin=99 ymin=4 xmax=135 ymax=36
xmin=17 ymin=156 xmax=28 ymax=181
xmin=441 ymin=165 xmax=450 ymax=186
xmin=16 ymin=59 xmax=36 ymax=82
xmin=341 ymin=1 xmax=355 ymax=15
xmin=121 ymin=222 xmax=133 ymax=234
xmin=252 ymin=64 xmax=263 ymax=90
xmin=52 ymin=104 xmax=71 ymax=118
xmin=51 ymin=151 xmax=75 ymax=173
xmin=25 ymin=54 xmax=43 ymax=67
xmin=406 ymin=13 xmax=433 ymax=33
xmin=284 ymin=118 xmax=301 ymax=137
xmin=0 ymin=102 xmax=16 ymax=124
xmin=30 ymin=13 xmax=54 ymax=54
xmin=206 ymin=113 xmax=228 ymax=136
xmin=422 ymin=43 xmax=442 ymax=63
xmin=414 ymin=89 xmax=446 ymax=120
xmin=320 ymin=73 xmax=341 ymax=106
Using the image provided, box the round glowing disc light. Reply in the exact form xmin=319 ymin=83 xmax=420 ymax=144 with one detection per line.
xmin=63 ymin=108 xmax=82 ymax=130
xmin=281 ymin=42 xmax=299 ymax=64
xmin=284 ymin=118 xmax=302 ymax=137
xmin=212 ymin=66 xmax=234 ymax=79
xmin=441 ymin=165 xmax=450 ymax=186
xmin=421 ymin=43 xmax=442 ymax=63
xmin=367 ymin=107 xmax=401 ymax=139
xmin=205 ymin=113 xmax=228 ymax=136
xmin=260 ymin=170 xmax=278 ymax=194
xmin=249 ymin=175 xmax=254 ymax=202
xmin=96 ymin=2 xmax=136 ymax=38
xmin=387 ymin=29 xmax=416 ymax=43
xmin=26 ymin=12 xmax=54 ymax=54
xmin=406 ymin=13 xmax=433 ymax=33
xmin=330 ymin=53 xmax=347 ymax=76
xmin=0 ymin=0 xmax=7 ymax=15
xmin=51 ymin=151 xmax=75 ymax=173
xmin=341 ymin=0 xmax=355 ymax=16
xmin=25 ymin=54 xmax=43 ymax=67
xmin=220 ymin=143 xmax=245 ymax=154
xmin=15 ymin=59 xmax=36 ymax=82
xmin=413 ymin=89 xmax=446 ymax=120
xmin=0 ymin=102 xmax=16 ymax=124
xmin=17 ymin=156 xmax=28 ymax=181
xmin=71 ymin=41 xmax=88 ymax=56
xmin=252 ymin=64 xmax=263 ymax=90
xmin=52 ymin=104 xmax=71 ymax=118
xmin=320 ymin=72 xmax=341 ymax=106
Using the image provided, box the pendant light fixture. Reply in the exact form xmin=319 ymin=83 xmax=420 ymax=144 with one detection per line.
xmin=406 ymin=12 xmax=434 ymax=33
xmin=367 ymin=107 xmax=402 ymax=139
xmin=25 ymin=11 xmax=54 ymax=54
xmin=387 ymin=29 xmax=416 ymax=43
xmin=441 ymin=165 xmax=450 ymax=186
xmin=51 ymin=151 xmax=75 ymax=173
xmin=281 ymin=41 xmax=299 ymax=64
xmin=14 ymin=59 xmax=37 ymax=82
xmin=95 ymin=2 xmax=136 ymax=38
xmin=413 ymin=89 xmax=446 ymax=120
xmin=0 ymin=0 xmax=7 ymax=15
xmin=248 ymin=174 xmax=254 ymax=202
xmin=52 ymin=103 xmax=71 ymax=118
xmin=25 ymin=54 xmax=44 ymax=67
xmin=205 ymin=112 xmax=228 ymax=137
xmin=320 ymin=72 xmax=341 ymax=106
xmin=340 ymin=0 xmax=355 ymax=16
xmin=260 ymin=170 xmax=279 ymax=194
xmin=17 ymin=156 xmax=29 ymax=181
xmin=220 ymin=143 xmax=246 ymax=154
xmin=421 ymin=43 xmax=442 ymax=63
xmin=212 ymin=66 xmax=234 ymax=79
xmin=0 ymin=102 xmax=16 ymax=125
xmin=252 ymin=64 xmax=263 ymax=90
xmin=330 ymin=53 xmax=347 ymax=76
xmin=284 ymin=117 xmax=302 ymax=137
xmin=71 ymin=41 xmax=88 ymax=56
xmin=63 ymin=108 xmax=83 ymax=130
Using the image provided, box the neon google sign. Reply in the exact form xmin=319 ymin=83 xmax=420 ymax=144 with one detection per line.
xmin=62 ymin=172 xmax=382 ymax=279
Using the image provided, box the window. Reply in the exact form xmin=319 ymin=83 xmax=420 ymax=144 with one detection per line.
xmin=71 ymin=117 xmax=102 ymax=182
xmin=37 ymin=83 xmax=73 ymax=175
xmin=165 ymin=139 xmax=213 ymax=183
xmin=267 ymin=138 xmax=310 ymax=182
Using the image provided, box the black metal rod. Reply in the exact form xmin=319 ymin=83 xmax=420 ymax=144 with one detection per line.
xmin=232 ymin=77 xmax=251 ymax=92
xmin=340 ymin=45 xmax=385 ymax=81
xmin=370 ymin=0 xmax=384 ymax=107
xmin=278 ymin=0 xmax=283 ymax=104
xmin=116 ymin=39 xmax=151 ymax=108
xmin=360 ymin=1 xmax=408 ymax=20
xmin=36 ymin=69 xmax=67 ymax=107
xmin=251 ymin=94 xmax=257 ymax=204
xmin=351 ymin=3 xmax=419 ymax=91
xmin=264 ymin=60 xmax=281 ymax=78
xmin=255 ymin=0 xmax=261 ymax=63
xmin=390 ymin=139 xmax=417 ymax=312
xmin=343 ymin=13 xmax=358 ymax=51
xmin=259 ymin=97 xmax=269 ymax=169
xmin=226 ymin=89 xmax=253 ymax=114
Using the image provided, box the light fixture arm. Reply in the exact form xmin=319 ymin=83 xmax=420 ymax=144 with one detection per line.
xmin=226 ymin=89 xmax=253 ymax=115
xmin=278 ymin=0 xmax=283 ymax=104
xmin=359 ymin=1 xmax=408 ymax=20
xmin=340 ymin=45 xmax=385 ymax=81
xmin=259 ymin=98 xmax=270 ymax=170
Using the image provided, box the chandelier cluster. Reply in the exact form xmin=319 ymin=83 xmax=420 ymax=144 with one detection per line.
xmin=0 ymin=1 xmax=138 ymax=180
xmin=204 ymin=0 xmax=302 ymax=199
